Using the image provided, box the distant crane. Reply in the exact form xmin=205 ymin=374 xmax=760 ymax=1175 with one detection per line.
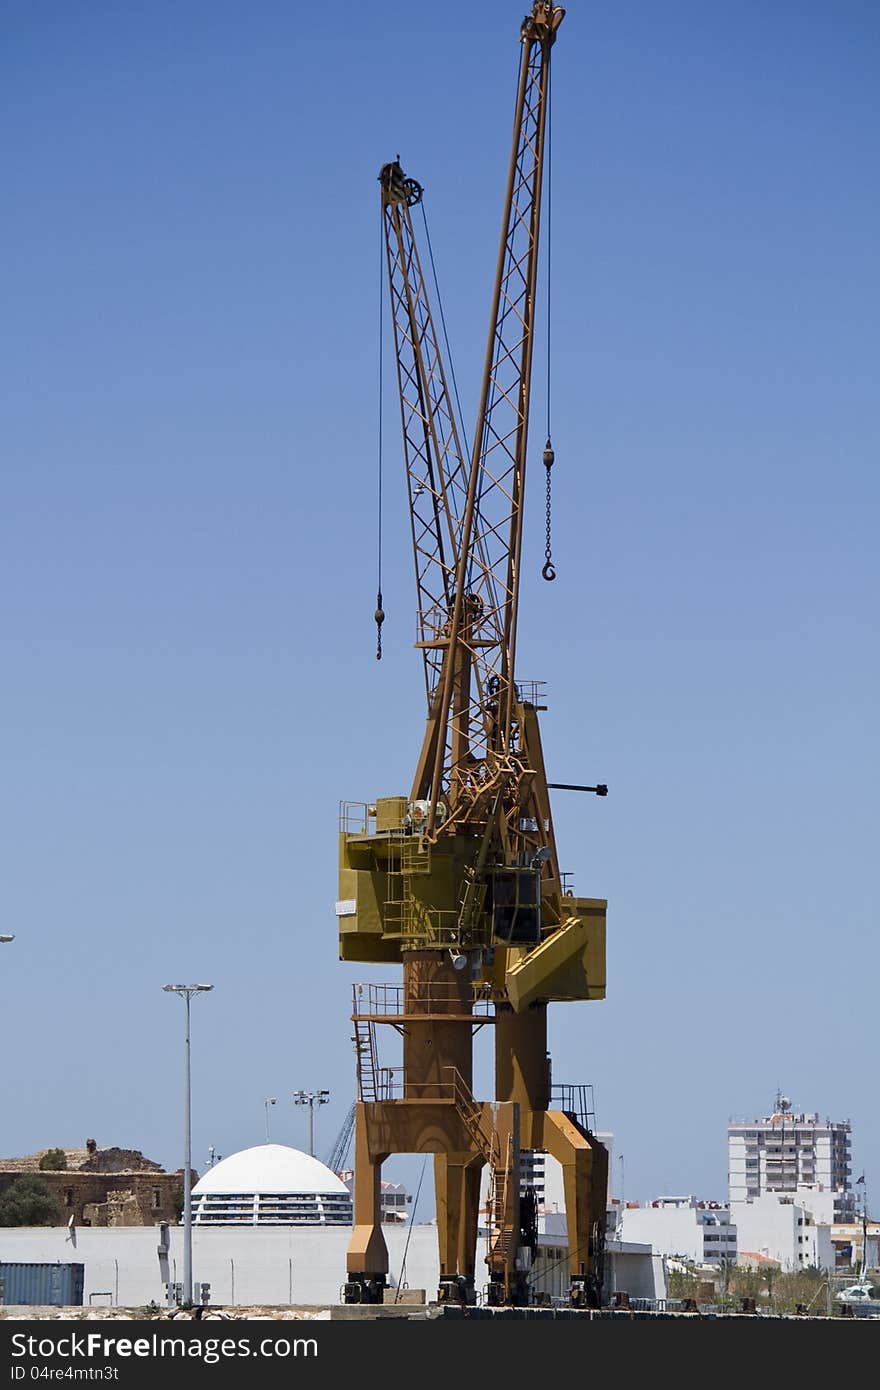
xmin=325 ymin=1101 xmax=356 ymax=1175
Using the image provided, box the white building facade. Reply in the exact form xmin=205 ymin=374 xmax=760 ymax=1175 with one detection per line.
xmin=728 ymin=1098 xmax=855 ymax=1221
xmin=191 ymin=1145 xmax=353 ymax=1226
xmin=731 ymin=1195 xmax=835 ymax=1271
xmin=616 ymin=1196 xmax=737 ymax=1266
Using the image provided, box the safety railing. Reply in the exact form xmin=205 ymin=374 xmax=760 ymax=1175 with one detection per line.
xmin=339 ymin=801 xmax=376 ymax=836
xmin=551 ymin=1083 xmax=597 ymax=1133
xmin=514 ymin=679 xmax=547 ymax=708
xmin=376 ymin=1066 xmax=403 ymax=1100
xmin=357 ymin=1064 xmax=497 ymax=1154
xmin=351 ymin=981 xmax=495 ymax=1017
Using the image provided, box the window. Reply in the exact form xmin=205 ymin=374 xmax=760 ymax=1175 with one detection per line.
xmin=151 ymin=1189 xmax=162 ymax=1210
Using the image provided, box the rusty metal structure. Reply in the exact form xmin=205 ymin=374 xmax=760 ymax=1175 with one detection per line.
xmin=337 ymin=2 xmax=608 ymax=1308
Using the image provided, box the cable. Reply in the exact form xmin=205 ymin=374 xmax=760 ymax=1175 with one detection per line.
xmin=541 ymin=57 xmax=556 ymax=582
xmin=419 ymin=200 xmax=471 ymax=460
xmin=375 ymin=204 xmax=386 ymax=659
xmin=393 ymin=1157 xmax=427 ymax=1302
xmin=546 ymin=58 xmax=552 ymax=442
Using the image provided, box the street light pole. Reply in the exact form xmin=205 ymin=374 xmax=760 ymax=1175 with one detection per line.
xmin=0 ymin=934 xmax=14 ymax=944
xmin=163 ymin=983 xmax=213 ymax=1306
xmin=293 ymin=1089 xmax=330 ymax=1157
xmin=264 ymin=1097 xmax=277 ymax=1144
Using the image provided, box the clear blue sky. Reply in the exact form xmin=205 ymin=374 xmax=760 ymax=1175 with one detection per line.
xmin=2 ymin=0 xmax=877 ymax=1226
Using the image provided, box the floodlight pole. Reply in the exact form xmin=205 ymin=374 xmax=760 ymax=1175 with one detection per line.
xmin=293 ymin=1088 xmax=330 ymax=1157
xmin=163 ymin=983 xmax=213 ymax=1306
xmin=264 ymin=1097 xmax=277 ymax=1144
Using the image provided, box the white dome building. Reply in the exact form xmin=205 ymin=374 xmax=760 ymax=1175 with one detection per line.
xmin=191 ymin=1144 xmax=353 ymax=1226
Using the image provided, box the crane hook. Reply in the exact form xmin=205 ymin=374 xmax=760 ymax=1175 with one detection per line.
xmin=542 ymin=437 xmax=556 ymax=580
xmin=375 ymin=590 xmax=385 ymax=660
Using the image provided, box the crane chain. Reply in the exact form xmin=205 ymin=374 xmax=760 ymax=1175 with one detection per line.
xmin=542 ymin=438 xmax=556 ymax=581
xmin=375 ymin=590 xmax=385 ymax=660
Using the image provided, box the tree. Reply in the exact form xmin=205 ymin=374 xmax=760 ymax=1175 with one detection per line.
xmin=38 ymin=1148 xmax=68 ymax=1171
xmin=728 ymin=1264 xmax=767 ymax=1304
xmin=666 ymin=1265 xmax=700 ymax=1300
xmin=0 ymin=1175 xmax=61 ymax=1226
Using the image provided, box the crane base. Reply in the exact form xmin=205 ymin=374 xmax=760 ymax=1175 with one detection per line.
xmin=437 ymin=1275 xmax=476 ymax=1307
xmin=343 ymin=1274 xmax=387 ymax=1305
xmin=570 ymin=1275 xmax=601 ymax=1309
xmin=485 ymin=1275 xmax=531 ymax=1307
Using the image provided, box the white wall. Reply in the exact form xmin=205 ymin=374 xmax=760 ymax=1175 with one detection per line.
xmin=0 ymin=1225 xmax=439 ymax=1308
xmin=731 ymin=1197 xmax=830 ymax=1271
xmin=0 ymin=1224 xmax=663 ymax=1308
xmin=614 ymin=1203 xmax=737 ymax=1266
xmin=605 ymin=1246 xmax=667 ymax=1301
xmin=615 ymin=1206 xmax=703 ymax=1264
xmin=795 ymin=1188 xmax=836 ymax=1224
xmin=816 ymin=1225 xmax=835 ymax=1271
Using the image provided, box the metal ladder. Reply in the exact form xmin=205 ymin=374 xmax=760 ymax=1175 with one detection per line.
xmin=486 ymin=1131 xmax=516 ymax=1284
xmin=442 ymin=1070 xmax=517 ymax=1288
xmin=351 ymin=991 xmax=379 ymax=1103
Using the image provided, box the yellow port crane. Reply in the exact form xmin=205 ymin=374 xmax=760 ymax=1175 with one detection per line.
xmin=337 ymin=2 xmax=609 ymax=1308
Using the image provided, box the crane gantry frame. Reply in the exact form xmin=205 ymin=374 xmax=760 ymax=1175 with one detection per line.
xmin=336 ymin=2 xmax=609 ymax=1309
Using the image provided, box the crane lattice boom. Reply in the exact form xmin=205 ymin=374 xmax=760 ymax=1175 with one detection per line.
xmin=382 ymin=5 xmax=564 ymax=850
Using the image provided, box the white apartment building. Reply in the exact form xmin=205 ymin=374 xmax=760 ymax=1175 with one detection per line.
xmin=731 ymin=1194 xmax=835 ymax=1271
xmin=728 ymin=1095 xmax=855 ymax=1221
xmin=616 ymin=1196 xmax=737 ymax=1266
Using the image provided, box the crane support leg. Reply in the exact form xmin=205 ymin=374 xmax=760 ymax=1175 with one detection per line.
xmin=543 ymin=1110 xmax=608 ymax=1308
xmin=435 ymin=1152 xmax=482 ymax=1305
xmin=343 ymin=1104 xmax=389 ymax=1304
xmin=495 ymin=1003 xmax=607 ymax=1306
xmin=343 ymin=1089 xmax=511 ymax=1306
xmin=494 ymin=1000 xmax=551 ymax=1130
